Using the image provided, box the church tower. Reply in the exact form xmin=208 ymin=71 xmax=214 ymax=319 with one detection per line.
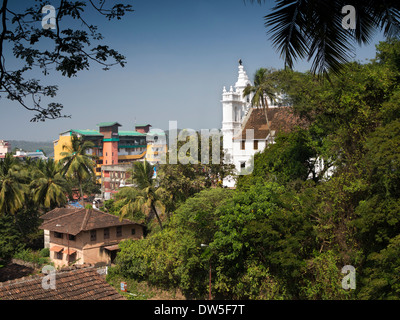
xmin=221 ymin=60 xmax=252 ymax=162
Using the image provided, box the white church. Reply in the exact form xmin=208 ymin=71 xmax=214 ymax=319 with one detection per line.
xmin=221 ymin=60 xmax=296 ymax=187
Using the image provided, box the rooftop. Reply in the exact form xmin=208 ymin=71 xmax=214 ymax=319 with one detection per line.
xmin=119 ymin=130 xmax=146 ymax=137
xmin=97 ymin=122 xmax=122 ymax=127
xmin=40 ymin=208 xmax=143 ymax=236
xmin=0 ymin=264 xmax=125 ymax=300
xmin=233 ymin=107 xmax=308 ymax=140
xmin=135 ymin=124 xmax=151 ymax=127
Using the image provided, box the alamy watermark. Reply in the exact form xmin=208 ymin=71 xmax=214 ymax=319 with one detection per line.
xmin=41 ymin=265 xmax=108 ymax=290
xmin=148 ymin=121 xmax=255 ymax=175
xmin=41 ymin=265 xmax=56 ymax=290
xmin=41 ymin=5 xmax=56 ymax=30
xmin=341 ymin=265 xmax=356 ymax=290
xmin=342 ymin=5 xmax=356 ymax=30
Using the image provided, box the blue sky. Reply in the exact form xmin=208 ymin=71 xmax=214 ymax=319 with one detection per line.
xmin=1 ymin=0 xmax=384 ymax=141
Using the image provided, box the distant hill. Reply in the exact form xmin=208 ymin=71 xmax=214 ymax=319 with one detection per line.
xmin=8 ymin=140 xmax=54 ymax=157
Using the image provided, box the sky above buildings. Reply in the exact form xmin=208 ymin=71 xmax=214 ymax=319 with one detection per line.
xmin=1 ymin=0 xmax=385 ymax=141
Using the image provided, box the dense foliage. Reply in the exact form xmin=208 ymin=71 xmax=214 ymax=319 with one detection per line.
xmin=0 ymin=138 xmax=98 ymax=263
xmin=111 ymin=39 xmax=400 ymax=300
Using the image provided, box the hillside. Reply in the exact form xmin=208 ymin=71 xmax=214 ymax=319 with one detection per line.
xmin=8 ymin=140 xmax=54 ymax=157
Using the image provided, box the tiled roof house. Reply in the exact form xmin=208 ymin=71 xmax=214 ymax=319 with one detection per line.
xmin=0 ymin=264 xmax=125 ymax=300
xmin=40 ymin=208 xmax=144 ymax=268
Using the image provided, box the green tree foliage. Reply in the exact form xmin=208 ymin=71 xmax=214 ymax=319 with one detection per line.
xmin=114 ymin=188 xmax=233 ymax=298
xmin=111 ymin=39 xmax=400 ymax=300
xmin=30 ymin=158 xmax=69 ymax=209
xmin=59 ymin=134 xmax=96 ymax=199
xmin=126 ymin=160 xmax=165 ymax=230
xmin=243 ymin=68 xmax=278 ymax=143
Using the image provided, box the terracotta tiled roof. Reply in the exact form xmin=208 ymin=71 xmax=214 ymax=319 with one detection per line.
xmin=40 ymin=207 xmax=80 ymax=220
xmin=0 ymin=265 xmax=125 ymax=300
xmin=40 ymin=208 xmax=143 ymax=236
xmin=234 ymin=107 xmax=307 ymax=140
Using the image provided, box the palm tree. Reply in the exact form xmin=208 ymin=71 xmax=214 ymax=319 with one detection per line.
xmin=247 ymin=0 xmax=400 ymax=75
xmin=0 ymin=154 xmax=28 ymax=217
xmin=30 ymin=159 xmax=69 ymax=210
xmin=124 ymin=160 xmax=165 ymax=230
xmin=59 ymin=134 xmax=95 ymax=201
xmin=243 ymin=67 xmax=277 ymax=144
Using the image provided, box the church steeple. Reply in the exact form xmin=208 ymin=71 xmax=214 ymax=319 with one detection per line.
xmin=234 ymin=59 xmax=251 ymax=94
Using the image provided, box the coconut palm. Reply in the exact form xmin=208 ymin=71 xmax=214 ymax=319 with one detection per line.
xmin=123 ymin=160 xmax=165 ymax=230
xmin=0 ymin=154 xmax=28 ymax=217
xmin=243 ymin=68 xmax=277 ymax=144
xmin=247 ymin=0 xmax=400 ymax=75
xmin=30 ymin=159 xmax=69 ymax=210
xmin=59 ymin=134 xmax=95 ymax=200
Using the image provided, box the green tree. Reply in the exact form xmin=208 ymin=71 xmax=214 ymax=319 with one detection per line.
xmin=126 ymin=160 xmax=165 ymax=230
xmin=212 ymin=182 xmax=315 ymax=298
xmin=59 ymin=134 xmax=95 ymax=200
xmin=0 ymin=154 xmax=28 ymax=218
xmin=113 ymin=188 xmax=234 ymax=298
xmin=30 ymin=158 xmax=69 ymax=209
xmin=243 ymin=68 xmax=278 ymax=143
xmin=111 ymin=187 xmax=145 ymax=224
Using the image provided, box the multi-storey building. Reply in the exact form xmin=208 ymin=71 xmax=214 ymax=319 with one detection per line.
xmin=53 ymin=122 xmax=163 ymax=183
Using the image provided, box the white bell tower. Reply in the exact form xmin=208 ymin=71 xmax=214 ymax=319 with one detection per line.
xmin=221 ymin=60 xmax=252 ymax=163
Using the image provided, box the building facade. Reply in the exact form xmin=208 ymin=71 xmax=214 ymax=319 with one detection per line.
xmin=53 ymin=122 xmax=153 ymax=182
xmin=100 ymin=163 xmax=132 ymax=200
xmin=0 ymin=140 xmax=11 ymax=156
xmin=40 ymin=208 xmax=144 ymax=268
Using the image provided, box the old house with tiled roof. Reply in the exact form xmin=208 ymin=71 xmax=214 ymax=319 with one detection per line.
xmin=40 ymin=208 xmax=144 ymax=268
xmin=221 ymin=61 xmax=305 ymax=187
xmin=0 ymin=264 xmax=125 ymax=300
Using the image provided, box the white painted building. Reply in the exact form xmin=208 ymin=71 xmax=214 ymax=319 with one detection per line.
xmin=221 ymin=61 xmax=334 ymax=187
xmin=221 ymin=61 xmax=281 ymax=187
xmin=0 ymin=140 xmax=11 ymax=156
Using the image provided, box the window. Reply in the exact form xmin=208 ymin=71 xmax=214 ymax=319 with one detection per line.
xmin=104 ymin=228 xmax=110 ymax=239
xmin=254 ymin=140 xmax=258 ymax=150
xmin=56 ymin=252 xmax=63 ymax=260
xmin=54 ymin=232 xmax=63 ymax=239
xmin=90 ymin=230 xmax=97 ymax=241
xmin=68 ymin=234 xmax=76 ymax=241
xmin=240 ymin=162 xmax=246 ymax=169
xmin=241 ymin=141 xmax=245 ymax=150
xmin=116 ymin=226 xmax=122 ymax=237
xmin=131 ymin=228 xmax=136 ymax=235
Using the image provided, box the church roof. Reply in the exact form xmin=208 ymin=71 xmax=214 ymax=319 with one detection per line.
xmin=233 ymin=107 xmax=307 ymax=140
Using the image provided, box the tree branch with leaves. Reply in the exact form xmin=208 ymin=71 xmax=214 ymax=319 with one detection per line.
xmin=0 ymin=0 xmax=133 ymax=121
